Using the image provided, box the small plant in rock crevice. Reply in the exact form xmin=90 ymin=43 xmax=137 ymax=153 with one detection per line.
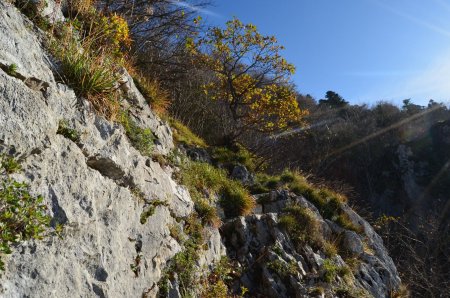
xmin=119 ymin=111 xmax=156 ymax=157
xmin=140 ymin=200 xmax=168 ymax=224
xmin=57 ymin=120 xmax=81 ymax=143
xmin=6 ymin=64 xmax=18 ymax=76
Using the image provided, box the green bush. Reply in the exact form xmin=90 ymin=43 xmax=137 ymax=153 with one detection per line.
xmin=0 ymin=155 xmax=50 ymax=271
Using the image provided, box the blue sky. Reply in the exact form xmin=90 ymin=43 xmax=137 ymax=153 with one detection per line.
xmin=192 ymin=0 xmax=450 ymax=106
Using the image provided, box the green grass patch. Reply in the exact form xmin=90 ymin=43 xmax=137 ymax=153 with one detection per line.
xmin=180 ymin=161 xmax=254 ymax=219
xmin=0 ymin=154 xmax=21 ymax=174
xmin=211 ymin=145 xmax=260 ymax=172
xmin=168 ymin=118 xmax=207 ymax=148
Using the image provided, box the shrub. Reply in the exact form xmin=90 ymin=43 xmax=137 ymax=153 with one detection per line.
xmin=0 ymin=155 xmax=50 ymax=270
xmin=168 ymin=118 xmax=207 ymax=148
xmin=200 ymin=257 xmax=235 ymax=298
xmin=119 ymin=112 xmax=155 ymax=157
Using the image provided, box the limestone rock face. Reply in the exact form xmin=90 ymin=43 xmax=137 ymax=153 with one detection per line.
xmin=0 ymin=2 xmax=222 ymax=297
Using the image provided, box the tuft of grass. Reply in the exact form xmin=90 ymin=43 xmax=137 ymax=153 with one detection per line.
xmin=55 ymin=42 xmax=118 ymax=97
xmin=180 ymin=161 xmax=254 ymax=219
xmin=119 ymin=112 xmax=155 ymax=157
xmin=194 ymin=198 xmax=221 ymax=227
xmin=132 ymin=75 xmax=170 ymax=116
xmin=323 ymin=240 xmax=338 ymax=257
xmin=278 ymin=204 xmax=324 ymax=249
xmin=49 ymin=6 xmax=132 ymax=118
xmin=267 ymin=258 xmax=298 ymax=280
xmin=168 ymin=118 xmax=207 ymax=148
xmin=57 ymin=120 xmax=80 ymax=143
xmin=390 ymin=284 xmax=410 ymax=298
xmin=322 ymin=259 xmax=352 ymax=284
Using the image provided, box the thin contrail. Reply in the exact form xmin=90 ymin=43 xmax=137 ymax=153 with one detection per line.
xmin=167 ymin=0 xmax=220 ymax=17
xmin=368 ymin=0 xmax=450 ymax=38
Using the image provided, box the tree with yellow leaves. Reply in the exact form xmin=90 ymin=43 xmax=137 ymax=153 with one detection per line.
xmin=187 ymin=17 xmax=307 ymax=142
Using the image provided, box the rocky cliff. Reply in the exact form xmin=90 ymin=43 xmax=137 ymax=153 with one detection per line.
xmin=0 ymin=1 xmax=402 ymax=297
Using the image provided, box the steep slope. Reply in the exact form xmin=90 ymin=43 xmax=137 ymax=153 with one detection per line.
xmin=0 ymin=1 xmax=402 ymax=297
